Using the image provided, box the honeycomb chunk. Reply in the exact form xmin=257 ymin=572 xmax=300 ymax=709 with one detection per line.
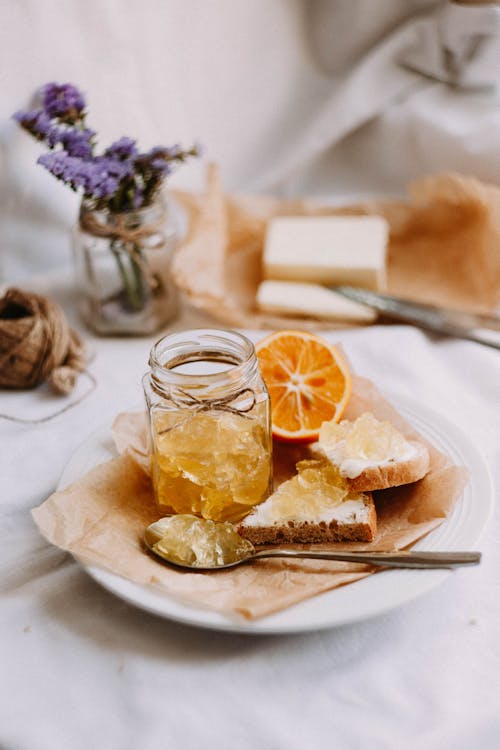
xmin=151 ymin=515 xmax=254 ymax=567
xmin=265 ymin=460 xmax=348 ymax=522
xmin=151 ymin=405 xmax=272 ymax=522
xmin=319 ymin=412 xmax=409 ymax=462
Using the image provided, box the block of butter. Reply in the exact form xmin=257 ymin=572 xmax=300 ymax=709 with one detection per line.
xmin=263 ymin=215 xmax=388 ymax=291
xmin=256 ymin=280 xmax=377 ymax=323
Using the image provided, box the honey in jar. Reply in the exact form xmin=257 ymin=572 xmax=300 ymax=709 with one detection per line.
xmin=143 ymin=329 xmax=273 ymax=523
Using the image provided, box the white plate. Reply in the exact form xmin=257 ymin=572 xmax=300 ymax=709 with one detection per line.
xmin=58 ymin=393 xmax=493 ymax=635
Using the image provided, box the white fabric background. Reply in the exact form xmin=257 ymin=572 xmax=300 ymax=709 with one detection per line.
xmin=2 ymin=0 xmax=500 ymax=278
xmin=1 ymin=1 xmax=500 ymax=748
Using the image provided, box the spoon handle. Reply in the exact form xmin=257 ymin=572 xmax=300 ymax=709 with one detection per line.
xmin=251 ymin=549 xmax=481 ymax=569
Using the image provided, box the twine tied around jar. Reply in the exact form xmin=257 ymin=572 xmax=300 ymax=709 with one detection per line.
xmin=79 ymin=206 xmax=166 ymax=291
xmin=0 ymin=288 xmax=96 ymax=424
xmin=154 ymin=386 xmax=257 ymax=434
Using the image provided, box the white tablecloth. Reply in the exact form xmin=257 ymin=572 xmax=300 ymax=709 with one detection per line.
xmin=1 ymin=271 xmax=499 ymax=750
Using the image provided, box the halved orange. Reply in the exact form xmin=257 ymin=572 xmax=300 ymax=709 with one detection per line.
xmin=256 ymin=330 xmax=352 ymax=443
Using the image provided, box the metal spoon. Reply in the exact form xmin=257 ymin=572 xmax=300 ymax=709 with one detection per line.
xmin=144 ymin=525 xmax=481 ymax=572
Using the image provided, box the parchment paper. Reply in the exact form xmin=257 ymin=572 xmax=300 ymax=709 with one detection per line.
xmin=171 ymin=166 xmax=500 ymax=329
xmin=32 ymin=375 xmax=468 ymax=620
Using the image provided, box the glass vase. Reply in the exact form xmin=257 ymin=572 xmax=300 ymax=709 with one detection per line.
xmin=73 ymin=196 xmax=178 ymax=335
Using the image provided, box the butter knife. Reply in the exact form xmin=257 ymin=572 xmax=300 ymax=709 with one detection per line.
xmin=332 ymin=286 xmax=500 ymax=350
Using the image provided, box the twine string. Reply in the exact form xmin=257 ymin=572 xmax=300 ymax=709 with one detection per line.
xmin=154 ymin=385 xmax=257 ymax=434
xmin=79 ymin=209 xmax=165 ymax=246
xmin=0 ymin=288 xmax=96 ymax=425
xmin=0 ymin=370 xmax=97 ymax=425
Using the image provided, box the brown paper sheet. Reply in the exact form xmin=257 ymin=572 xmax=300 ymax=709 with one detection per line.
xmin=32 ymin=375 xmax=468 ymax=620
xmin=171 ymin=166 xmax=500 ymax=329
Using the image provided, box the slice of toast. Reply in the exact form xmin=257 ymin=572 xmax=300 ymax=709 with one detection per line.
xmin=343 ymin=440 xmax=429 ymax=492
xmin=315 ymin=412 xmax=430 ymax=492
xmin=238 ymin=460 xmax=377 ymax=545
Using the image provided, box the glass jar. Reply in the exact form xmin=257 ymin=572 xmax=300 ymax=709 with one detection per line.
xmin=73 ymin=196 xmax=178 ymax=336
xmin=143 ymin=329 xmax=273 ymax=523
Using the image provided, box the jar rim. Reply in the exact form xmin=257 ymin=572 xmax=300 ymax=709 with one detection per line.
xmin=148 ymin=328 xmax=257 ymax=395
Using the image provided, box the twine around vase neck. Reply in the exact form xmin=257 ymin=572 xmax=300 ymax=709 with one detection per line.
xmin=79 ymin=206 xmax=166 ymax=245
xmin=79 ymin=204 xmax=167 ymax=292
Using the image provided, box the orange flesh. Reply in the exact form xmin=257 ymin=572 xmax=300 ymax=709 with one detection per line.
xmin=256 ymin=331 xmax=352 ymax=443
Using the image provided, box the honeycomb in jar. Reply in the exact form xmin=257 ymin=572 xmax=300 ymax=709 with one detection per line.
xmin=152 ymin=404 xmax=272 ymax=523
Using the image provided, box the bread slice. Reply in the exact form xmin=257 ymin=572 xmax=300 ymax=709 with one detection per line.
xmin=344 ymin=440 xmax=429 ymax=492
xmin=316 ymin=412 xmax=430 ymax=493
xmin=238 ymin=460 xmax=377 ymax=545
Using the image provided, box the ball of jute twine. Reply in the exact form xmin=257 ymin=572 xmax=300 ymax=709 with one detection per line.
xmin=0 ymin=287 xmax=96 ymax=424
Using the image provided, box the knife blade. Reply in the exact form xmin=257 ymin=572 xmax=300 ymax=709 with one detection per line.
xmin=332 ymin=286 xmax=500 ymax=350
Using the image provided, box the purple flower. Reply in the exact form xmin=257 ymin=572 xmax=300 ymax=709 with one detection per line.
xmin=42 ymin=82 xmax=86 ymax=121
xmin=139 ymin=147 xmax=174 ymax=176
xmin=99 ymin=155 xmax=135 ymax=181
xmin=60 ymin=128 xmax=95 ymax=158
xmin=141 ymin=143 xmax=201 ymax=176
xmin=14 ymin=108 xmax=94 ymax=157
xmin=13 ymin=109 xmax=55 ymax=140
xmin=79 ymin=158 xmax=122 ymax=198
xmin=37 ymin=152 xmax=121 ymax=199
xmin=105 ymin=137 xmax=138 ymax=160
xmin=14 ymin=81 xmax=200 ymax=211
xmin=151 ymin=159 xmax=173 ymax=176
xmin=13 ymin=108 xmax=41 ymax=128
xmin=37 ymin=151 xmax=72 ymax=178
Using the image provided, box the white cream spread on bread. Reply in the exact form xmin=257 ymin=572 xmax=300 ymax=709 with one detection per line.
xmin=318 ymin=412 xmax=417 ymax=479
xmin=319 ymin=441 xmax=418 ymax=479
xmin=241 ymin=496 xmax=371 ymax=527
xmin=239 ymin=459 xmax=372 ymax=528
